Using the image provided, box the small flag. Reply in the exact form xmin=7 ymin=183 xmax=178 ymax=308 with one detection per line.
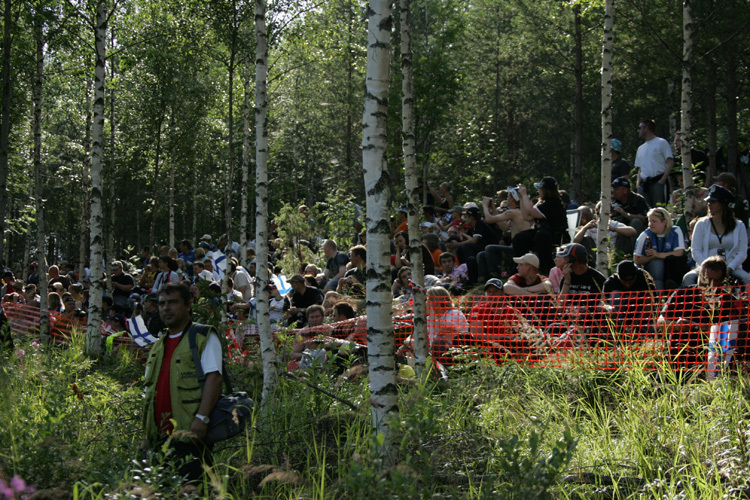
xmin=273 ymin=274 xmax=292 ymax=295
xmin=127 ymin=315 xmax=158 ymax=347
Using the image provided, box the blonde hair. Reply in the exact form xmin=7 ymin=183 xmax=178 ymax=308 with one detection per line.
xmin=427 ymin=286 xmax=452 ymax=314
xmin=647 ymin=207 xmax=673 ymax=234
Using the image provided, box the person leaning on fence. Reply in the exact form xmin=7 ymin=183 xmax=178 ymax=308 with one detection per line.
xmin=141 ymin=282 xmax=223 ymax=484
xmin=682 ymin=184 xmax=750 ymax=287
xmin=633 ymin=207 xmax=687 ymax=290
xmin=503 ymin=253 xmax=552 ymax=296
xmin=658 ymin=256 xmax=745 ymax=371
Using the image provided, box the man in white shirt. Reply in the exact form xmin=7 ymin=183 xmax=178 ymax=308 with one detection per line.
xmin=634 ymin=119 xmax=674 ymax=207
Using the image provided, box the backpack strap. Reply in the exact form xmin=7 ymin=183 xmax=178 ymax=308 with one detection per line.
xmin=188 ymin=323 xmax=234 ymax=394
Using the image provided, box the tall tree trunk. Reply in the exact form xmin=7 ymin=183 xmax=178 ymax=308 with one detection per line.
xmin=32 ymin=13 xmax=48 ymax=338
xmin=363 ymin=0 xmax=397 ymax=462
xmin=572 ymin=4 xmax=583 ymax=202
xmin=597 ymin=0 xmax=613 ymax=275
xmin=400 ymin=0 xmax=426 ymax=372
xmin=0 ymin=0 xmax=12 ymax=261
xmin=149 ymin=117 xmax=163 ymax=246
xmin=192 ymin=166 xmax=197 ymax=247
xmin=725 ymin=51 xmax=739 ymax=177
xmin=225 ymin=3 xmax=238 ymax=257
xmin=79 ymin=80 xmax=92 ymax=280
xmin=679 ymin=0 xmax=695 ymax=220
xmin=106 ymin=27 xmax=115 ymax=264
xmin=169 ymin=158 xmax=175 ymax=247
xmin=706 ymin=65 xmax=717 ymax=184
xmin=241 ymin=54 xmax=251 ymax=267
xmin=87 ymin=1 xmax=107 ymax=357
xmin=255 ymin=0 xmax=277 ymax=419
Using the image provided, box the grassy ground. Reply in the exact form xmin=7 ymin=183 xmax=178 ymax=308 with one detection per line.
xmin=2 ymin=333 xmax=750 ymax=499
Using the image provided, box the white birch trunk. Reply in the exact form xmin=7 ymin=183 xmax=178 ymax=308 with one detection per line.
xmin=86 ymin=2 xmax=107 ymax=357
xmin=106 ymin=29 xmax=115 ymax=265
xmin=169 ymin=158 xmax=175 ymax=248
xmin=255 ymin=0 xmax=277 ymax=416
xmin=363 ymin=0 xmax=397 ymax=460
xmin=597 ymin=0 xmax=614 ymax=275
xmin=400 ymin=0 xmax=426 ymax=372
xmin=32 ymin=15 xmax=48 ymax=339
xmin=192 ymin=167 xmax=197 ymax=248
xmin=680 ymin=0 xmax=696 ymax=220
xmin=241 ymin=54 xmax=251 ymax=267
xmin=79 ymin=80 xmax=91 ymax=280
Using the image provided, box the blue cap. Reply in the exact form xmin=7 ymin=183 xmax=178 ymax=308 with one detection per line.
xmin=611 ymin=138 xmax=622 ymax=153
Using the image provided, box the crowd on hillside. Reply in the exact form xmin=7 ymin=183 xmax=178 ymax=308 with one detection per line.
xmin=1 ymin=119 xmax=748 ymax=370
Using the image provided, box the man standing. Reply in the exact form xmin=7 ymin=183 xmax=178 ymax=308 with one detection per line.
xmin=142 ymin=283 xmax=222 ymax=483
xmin=611 ymin=138 xmax=631 ymax=180
xmin=634 ymin=119 xmax=674 ymax=207
xmin=110 ymin=261 xmax=135 ymax=313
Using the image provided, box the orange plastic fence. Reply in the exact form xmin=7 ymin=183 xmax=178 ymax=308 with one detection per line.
xmin=7 ymin=285 xmax=749 ymax=374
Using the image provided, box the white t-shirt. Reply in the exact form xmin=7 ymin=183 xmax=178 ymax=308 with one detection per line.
xmin=635 ymin=137 xmax=673 ymax=180
xmin=233 ymin=267 xmax=253 ymax=301
xmin=165 ymin=330 xmax=222 ymax=374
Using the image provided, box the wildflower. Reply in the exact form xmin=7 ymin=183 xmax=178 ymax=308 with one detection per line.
xmin=15 ymin=349 xmax=24 ymax=358
xmin=9 ymin=476 xmax=25 ymax=492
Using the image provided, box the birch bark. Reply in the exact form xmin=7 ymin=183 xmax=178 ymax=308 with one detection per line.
xmin=255 ymin=0 xmax=277 ymax=416
xmin=86 ymin=1 xmax=107 ymax=357
xmin=0 ymin=0 xmax=12 ymax=261
xmin=680 ymin=0 xmax=696 ymax=221
xmin=400 ymin=0 xmax=426 ymax=372
xmin=363 ymin=0 xmax=397 ymax=459
xmin=241 ymin=54 xmax=251 ymax=267
xmin=597 ymin=0 xmax=613 ymax=275
xmin=79 ymin=80 xmax=91 ymax=282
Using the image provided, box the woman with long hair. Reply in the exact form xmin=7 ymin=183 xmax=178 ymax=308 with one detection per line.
xmin=633 ymin=207 xmax=687 ymax=289
xmin=682 ymin=184 xmax=749 ymax=286
xmin=426 ymin=286 xmax=467 ymax=359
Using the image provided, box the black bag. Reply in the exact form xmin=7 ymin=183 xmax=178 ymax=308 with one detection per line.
xmin=188 ymin=325 xmax=253 ymax=445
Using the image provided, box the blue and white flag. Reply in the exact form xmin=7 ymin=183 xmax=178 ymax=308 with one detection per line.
xmin=273 ymin=274 xmax=292 ymax=295
xmin=208 ymin=250 xmax=227 ymax=281
xmin=127 ymin=315 xmax=158 ymax=347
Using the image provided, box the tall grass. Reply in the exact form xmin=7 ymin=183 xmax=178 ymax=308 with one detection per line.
xmin=2 ymin=329 xmax=750 ymax=498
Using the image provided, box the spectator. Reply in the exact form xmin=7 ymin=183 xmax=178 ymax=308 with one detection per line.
xmin=392 ymin=230 xmax=435 ymax=278
xmin=394 ymin=205 xmax=408 ymax=234
xmin=323 ymin=240 xmax=349 ymax=292
xmin=610 ymin=177 xmax=649 ymax=254
xmin=23 ymin=284 xmax=40 ymax=307
xmin=611 ymin=138 xmax=631 ymax=180
xmin=503 ymin=253 xmax=552 ymax=296
xmin=446 ymin=203 xmax=501 ymax=284
xmin=714 ymin=172 xmax=750 ymax=229
xmin=513 ymin=177 xmax=569 ymax=275
xmin=429 ymin=182 xmax=454 ymax=214
xmin=682 ymin=184 xmax=749 ymax=286
xmin=284 ymin=274 xmax=324 ymax=327
xmin=434 ymin=252 xmax=469 ymax=292
xmin=635 ymin=119 xmax=674 ymax=207
xmin=558 ymin=243 xmax=606 ymax=296
xmin=152 ymin=256 xmax=180 ymax=292
xmin=48 ymin=292 xmax=62 ymax=313
xmin=468 ymin=279 xmax=519 ymax=359
xmin=602 ymin=260 xmax=657 ymax=332
xmin=575 ymin=202 xmax=637 ymax=257
xmin=426 ymin=286 xmax=467 ymax=360
xmin=110 ymin=261 xmax=135 ymax=313
xmin=392 ymin=266 xmax=414 ymax=301
xmin=633 ymin=207 xmax=687 ymax=289
xmin=422 ymin=233 xmax=443 ymax=269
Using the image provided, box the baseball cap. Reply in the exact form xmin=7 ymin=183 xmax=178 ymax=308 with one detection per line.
xmin=556 ymin=243 xmax=588 ymax=262
xmin=612 ymin=177 xmax=630 ymax=189
xmin=611 ymin=138 xmax=622 ymax=153
xmin=617 ymin=260 xmax=638 ymax=281
xmin=484 ymin=278 xmax=504 ymax=290
xmin=512 ymin=253 xmax=540 ymax=268
xmin=463 ymin=202 xmax=480 ymax=216
xmin=704 ymin=183 xmax=735 ymax=204
xmin=533 ymin=176 xmax=558 ymax=190
xmin=397 ymin=205 xmax=408 ymax=213
xmin=200 ymin=234 xmax=212 ymax=241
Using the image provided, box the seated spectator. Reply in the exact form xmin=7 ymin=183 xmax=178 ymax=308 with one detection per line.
xmin=284 ymin=274 xmax=324 ymax=327
xmin=610 ymin=177 xmax=649 ymax=254
xmin=426 ymin=286 xmax=467 ymax=360
xmin=27 ymin=262 xmax=40 ymax=286
xmin=139 ymin=256 xmax=159 ymax=289
xmin=548 ymin=249 xmax=566 ymax=294
xmin=659 ymin=256 xmax=744 ymax=371
xmin=602 ymin=260 xmax=657 ymax=334
xmin=323 ymin=239 xmax=349 ymax=292
xmin=558 ymin=243 xmax=606 ymax=296
xmin=434 ymin=252 xmax=469 ymax=292
xmin=503 ymin=253 xmax=552 ymax=296
xmin=337 ymin=245 xmax=366 ymax=296
xmin=513 ymin=177 xmax=569 ymax=275
xmin=575 ymin=203 xmax=637 ymax=257
xmin=446 ymin=203 xmax=501 ymax=284
xmin=141 ymin=293 xmax=165 ymax=335
xmin=69 ymin=283 xmax=85 ymax=311
xmin=23 ymin=284 xmax=40 ymax=307
xmin=178 ymin=239 xmax=196 ymax=274
xmin=422 ymin=233 xmax=443 ymax=269
xmin=48 ymin=292 xmax=62 ymax=313
xmin=478 ymin=188 xmax=534 ymax=281
xmin=151 ymin=256 xmax=180 ymax=292
xmin=468 ymin=279 xmax=520 ymax=359
xmin=714 ymin=172 xmax=750 ymax=229
xmin=392 ymin=231 xmax=435 ymax=278
xmin=392 ymin=266 xmax=414 ymax=302
xmin=429 ymin=182 xmax=454 ymax=214
xmin=393 ymin=205 xmax=408 ymax=234
xmin=682 ymin=184 xmax=749 ymax=286
xmin=633 ymin=207 xmax=687 ymax=289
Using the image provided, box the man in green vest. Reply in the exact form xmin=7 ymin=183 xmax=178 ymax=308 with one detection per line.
xmin=142 ymin=282 xmax=223 ymax=483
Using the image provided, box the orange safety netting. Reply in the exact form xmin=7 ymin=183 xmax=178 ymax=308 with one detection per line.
xmin=6 ymin=285 xmax=749 ymax=374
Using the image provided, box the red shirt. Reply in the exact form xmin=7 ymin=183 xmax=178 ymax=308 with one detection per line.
xmin=154 ymin=334 xmax=183 ymax=437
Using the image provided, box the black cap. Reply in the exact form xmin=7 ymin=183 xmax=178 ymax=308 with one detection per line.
xmin=556 ymin=243 xmax=588 ymax=262
xmin=484 ymin=278 xmax=504 ymax=290
xmin=617 ymin=260 xmax=638 ymax=280
xmin=704 ymin=184 xmax=735 ymax=204
xmin=612 ymin=177 xmax=630 ymax=189
xmin=533 ymin=176 xmax=558 ymax=190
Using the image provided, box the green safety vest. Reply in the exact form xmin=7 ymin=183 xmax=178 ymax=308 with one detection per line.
xmin=142 ymin=323 xmax=212 ymax=443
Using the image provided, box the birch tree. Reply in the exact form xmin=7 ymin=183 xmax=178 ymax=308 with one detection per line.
xmin=254 ymin=0 xmax=277 ymax=417
xmin=240 ymin=54 xmax=251 ymax=267
xmin=86 ymin=0 xmax=108 ymax=356
xmin=597 ymin=0 xmax=613 ymax=275
xmin=400 ymin=0 xmax=426 ymax=372
xmin=363 ymin=0 xmax=397 ymax=459
xmin=79 ymin=80 xmax=91 ymax=283
xmin=32 ymin=7 xmax=48 ymax=339
xmin=679 ymin=0 xmax=695 ymax=221
xmin=0 ymin=0 xmax=12 ymax=261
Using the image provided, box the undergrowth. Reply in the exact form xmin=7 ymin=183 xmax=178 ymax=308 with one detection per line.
xmin=2 ymin=330 xmax=750 ymax=498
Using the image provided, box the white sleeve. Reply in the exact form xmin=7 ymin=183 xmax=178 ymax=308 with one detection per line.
xmin=200 ymin=332 xmax=223 ymax=375
xmin=633 ymin=232 xmax=648 ymax=257
xmin=673 ymin=226 xmax=686 ymax=251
